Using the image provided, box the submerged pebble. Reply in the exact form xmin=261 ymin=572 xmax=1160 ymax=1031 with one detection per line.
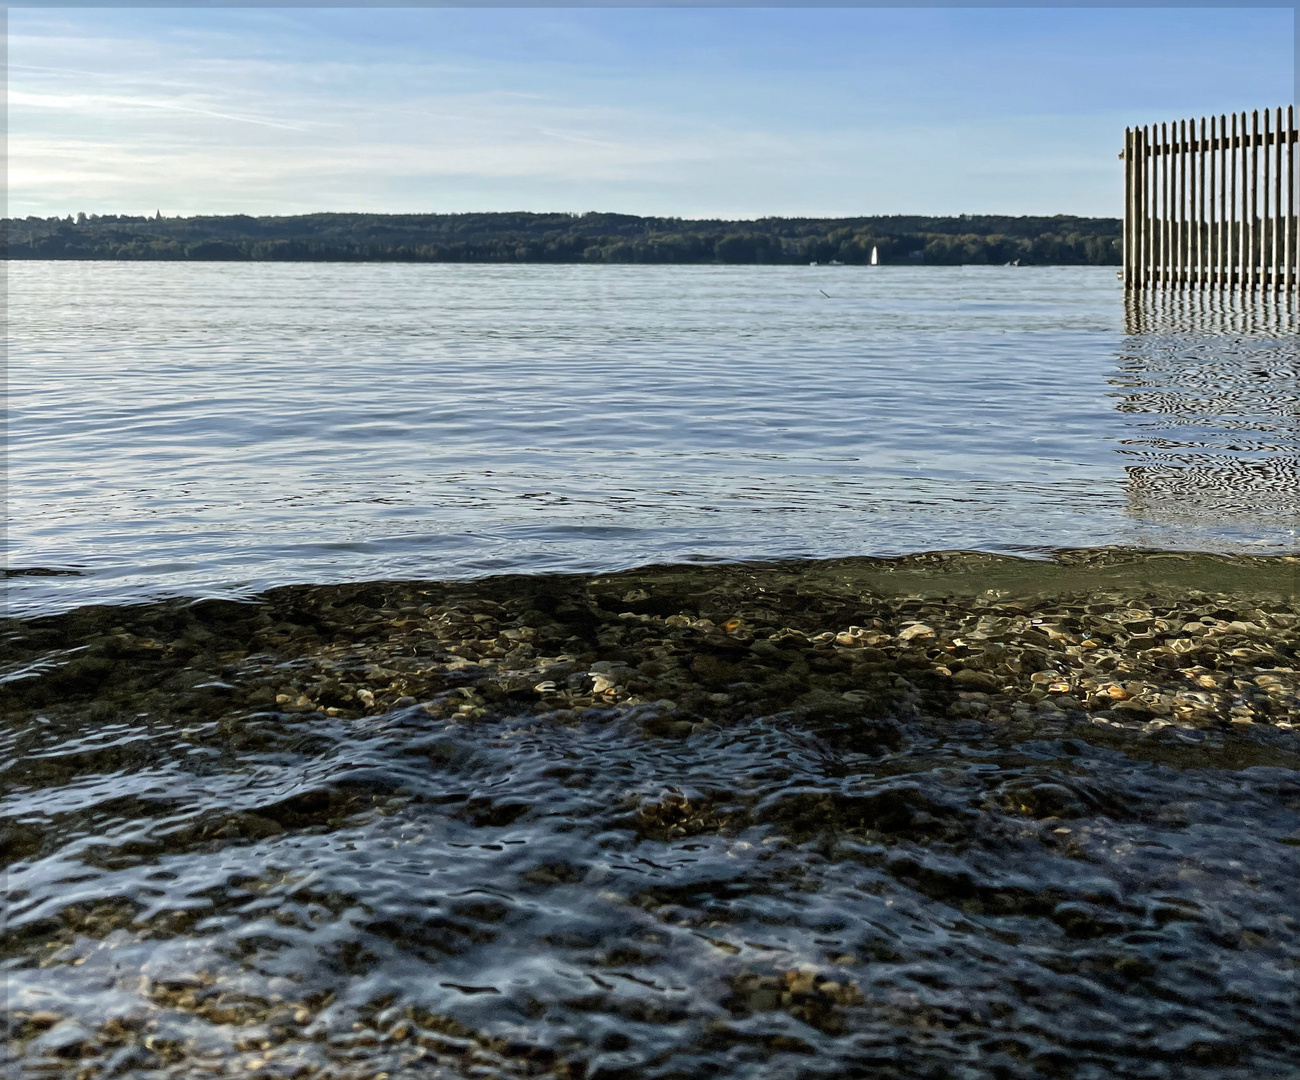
xmin=2 ymin=549 xmax=1298 ymax=1078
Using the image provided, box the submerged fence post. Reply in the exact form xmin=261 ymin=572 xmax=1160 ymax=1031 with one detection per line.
xmin=1261 ymin=108 xmax=1269 ymax=290
xmin=1206 ymin=116 xmax=1216 ymax=289
xmin=1149 ymin=125 xmax=1159 ymax=291
xmin=1230 ymin=113 xmax=1238 ymax=292
xmin=1249 ymin=110 xmax=1259 ymax=294
xmin=1272 ymin=106 xmax=1282 ymax=293
xmin=1123 ymin=127 xmax=1133 ymax=289
xmin=1288 ymin=105 xmax=1295 ymax=293
xmin=1198 ymin=115 xmax=1207 ymax=289
xmin=1179 ymin=118 xmax=1188 ymax=289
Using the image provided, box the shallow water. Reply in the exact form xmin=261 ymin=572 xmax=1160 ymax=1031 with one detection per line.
xmin=7 ymin=702 xmax=1299 ymax=1079
xmin=6 ymin=265 xmax=1300 ymax=1078
xmin=4 ymin=554 xmax=1299 ymax=1079
xmin=7 ymin=264 xmax=1298 ymax=616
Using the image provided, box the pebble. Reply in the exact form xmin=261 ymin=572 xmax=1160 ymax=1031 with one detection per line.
xmin=4 ymin=552 xmax=1295 ymax=749
xmin=4 ymin=547 xmax=1299 ymax=1079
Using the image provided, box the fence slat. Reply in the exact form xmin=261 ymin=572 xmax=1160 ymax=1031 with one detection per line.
xmin=1263 ymin=108 xmax=1272 ymax=292
xmin=1198 ymin=115 xmax=1207 ymax=288
xmin=1179 ymin=118 xmax=1188 ymax=288
xmin=1287 ymin=106 xmax=1295 ymax=293
xmin=1242 ymin=111 xmax=1253 ymax=293
xmin=1170 ymin=122 xmax=1180 ymax=287
xmin=1273 ymin=107 xmax=1282 ymax=293
xmin=1145 ymin=125 xmax=1154 ymax=288
xmin=1229 ymin=113 xmax=1238 ymax=291
xmin=1123 ymin=128 xmax=1133 ymax=289
xmin=1216 ymin=114 xmax=1225 ymax=289
xmin=1238 ymin=112 xmax=1247 ymax=292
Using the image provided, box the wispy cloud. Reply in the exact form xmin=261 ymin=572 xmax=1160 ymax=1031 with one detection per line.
xmin=9 ymin=8 xmax=1293 ymax=219
xmin=10 ymin=88 xmax=316 ymax=132
xmin=8 ymin=20 xmax=801 ymax=215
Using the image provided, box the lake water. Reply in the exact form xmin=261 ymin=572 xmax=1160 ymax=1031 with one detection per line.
xmin=8 ymin=262 xmax=1298 ymax=616
xmin=7 ymin=262 xmax=1300 ymax=1079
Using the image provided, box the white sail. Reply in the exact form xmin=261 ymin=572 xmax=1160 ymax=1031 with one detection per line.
xmin=870 ymin=246 xmax=878 ymax=266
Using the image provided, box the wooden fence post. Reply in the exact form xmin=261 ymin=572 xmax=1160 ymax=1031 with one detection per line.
xmin=1287 ymin=105 xmax=1295 ymax=293
xmin=1198 ymin=115 xmax=1207 ymax=288
xmin=1179 ymin=118 xmax=1188 ymax=288
xmin=1149 ymin=123 xmax=1158 ymax=290
xmin=1170 ymin=122 xmax=1180 ymax=289
xmin=1238 ymin=112 xmax=1247 ymax=293
xmin=1263 ymin=107 xmax=1272 ymax=292
xmin=1272 ymin=106 xmax=1282 ymax=293
xmin=1215 ymin=114 xmax=1224 ymax=289
xmin=1249 ymin=110 xmax=1259 ymax=293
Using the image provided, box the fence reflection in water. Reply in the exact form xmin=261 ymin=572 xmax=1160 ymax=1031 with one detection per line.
xmin=1116 ymin=292 xmax=1299 ymax=534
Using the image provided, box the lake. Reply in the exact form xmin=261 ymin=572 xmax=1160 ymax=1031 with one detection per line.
xmin=5 ymin=262 xmax=1300 ymax=1080
xmin=8 ymin=262 xmax=1297 ymax=616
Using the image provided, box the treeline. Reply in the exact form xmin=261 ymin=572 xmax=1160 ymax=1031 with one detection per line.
xmin=4 ymin=211 xmax=1121 ymax=266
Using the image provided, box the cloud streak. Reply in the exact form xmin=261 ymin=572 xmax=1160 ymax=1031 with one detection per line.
xmin=9 ymin=8 xmax=1294 ymax=219
xmin=10 ymin=89 xmax=316 ymax=132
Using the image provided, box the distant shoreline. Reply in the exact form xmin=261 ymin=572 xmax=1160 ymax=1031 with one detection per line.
xmin=5 ymin=210 xmax=1121 ymax=266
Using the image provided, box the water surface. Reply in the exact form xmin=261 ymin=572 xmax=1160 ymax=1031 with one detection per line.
xmin=8 ymin=263 xmax=1297 ymax=615
xmin=5 ymin=555 xmax=1298 ymax=1079
xmin=6 ymin=267 xmax=1300 ymax=1078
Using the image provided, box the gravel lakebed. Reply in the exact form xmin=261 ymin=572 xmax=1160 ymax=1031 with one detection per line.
xmin=3 ymin=550 xmax=1299 ymax=1080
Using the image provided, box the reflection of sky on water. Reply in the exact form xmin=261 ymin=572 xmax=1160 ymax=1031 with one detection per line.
xmin=1113 ymin=293 xmax=1299 ymax=534
xmin=7 ymin=263 xmax=1298 ymax=615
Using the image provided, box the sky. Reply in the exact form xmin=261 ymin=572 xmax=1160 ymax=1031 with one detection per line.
xmin=8 ymin=6 xmax=1297 ymax=220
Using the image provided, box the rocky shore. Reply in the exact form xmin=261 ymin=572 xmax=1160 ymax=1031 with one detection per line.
xmin=6 ymin=549 xmax=1297 ymax=755
xmin=4 ymin=549 xmax=1299 ymax=1080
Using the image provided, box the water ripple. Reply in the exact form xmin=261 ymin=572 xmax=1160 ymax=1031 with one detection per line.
xmin=7 ymin=264 xmax=1298 ymax=616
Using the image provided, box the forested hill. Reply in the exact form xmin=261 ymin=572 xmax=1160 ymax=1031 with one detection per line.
xmin=5 ymin=211 xmax=1121 ymax=265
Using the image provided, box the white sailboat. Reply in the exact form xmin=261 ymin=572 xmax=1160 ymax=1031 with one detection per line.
xmin=870 ymin=246 xmax=879 ymax=266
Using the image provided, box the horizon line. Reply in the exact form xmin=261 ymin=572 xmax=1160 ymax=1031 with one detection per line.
xmin=12 ymin=209 xmax=1124 ymax=222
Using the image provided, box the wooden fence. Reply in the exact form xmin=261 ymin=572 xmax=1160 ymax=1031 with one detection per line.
xmin=1123 ymin=106 xmax=1298 ymax=292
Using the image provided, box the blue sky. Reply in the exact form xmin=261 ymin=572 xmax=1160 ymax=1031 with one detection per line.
xmin=9 ymin=7 xmax=1296 ymax=219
